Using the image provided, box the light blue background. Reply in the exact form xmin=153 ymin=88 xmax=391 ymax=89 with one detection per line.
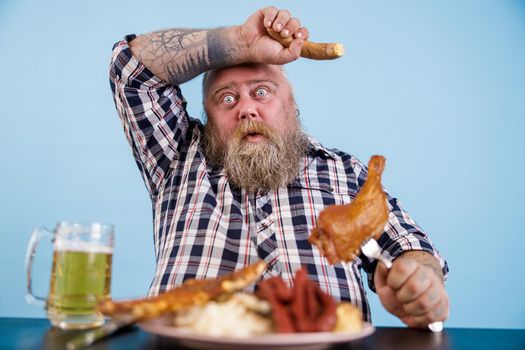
xmin=1 ymin=0 xmax=524 ymax=329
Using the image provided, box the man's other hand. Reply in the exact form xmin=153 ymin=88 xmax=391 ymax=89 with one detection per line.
xmin=374 ymin=251 xmax=449 ymax=328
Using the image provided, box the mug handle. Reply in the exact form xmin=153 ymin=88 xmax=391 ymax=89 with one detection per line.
xmin=25 ymin=227 xmax=52 ymax=306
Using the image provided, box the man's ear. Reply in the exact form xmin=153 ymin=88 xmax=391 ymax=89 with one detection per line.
xmin=201 ymin=109 xmax=209 ymax=124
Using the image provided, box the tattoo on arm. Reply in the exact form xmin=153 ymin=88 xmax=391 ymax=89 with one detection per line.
xmin=130 ymin=27 xmax=241 ymax=85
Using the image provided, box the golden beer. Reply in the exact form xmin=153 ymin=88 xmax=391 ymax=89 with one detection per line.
xmin=47 ymin=246 xmax=112 ymax=329
xmin=26 ymin=222 xmax=114 ymax=329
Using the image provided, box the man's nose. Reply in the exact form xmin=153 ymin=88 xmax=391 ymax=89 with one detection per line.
xmin=237 ymin=97 xmax=258 ymax=121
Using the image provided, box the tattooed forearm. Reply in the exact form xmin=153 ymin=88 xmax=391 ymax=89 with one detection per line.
xmin=129 ymin=27 xmax=244 ymax=85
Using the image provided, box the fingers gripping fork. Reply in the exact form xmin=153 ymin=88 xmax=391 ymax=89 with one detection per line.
xmin=361 ymin=239 xmax=443 ymax=333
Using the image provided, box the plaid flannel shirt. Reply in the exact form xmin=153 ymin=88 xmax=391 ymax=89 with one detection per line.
xmin=110 ymin=35 xmax=448 ymax=322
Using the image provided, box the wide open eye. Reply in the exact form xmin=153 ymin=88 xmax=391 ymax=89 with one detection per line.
xmin=255 ymin=88 xmax=268 ymax=98
xmin=222 ymin=95 xmax=236 ymax=104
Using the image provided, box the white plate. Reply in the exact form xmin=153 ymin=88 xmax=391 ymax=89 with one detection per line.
xmin=139 ymin=318 xmax=375 ymax=350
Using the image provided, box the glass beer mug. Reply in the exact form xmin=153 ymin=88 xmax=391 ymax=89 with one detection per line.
xmin=25 ymin=222 xmax=114 ymax=329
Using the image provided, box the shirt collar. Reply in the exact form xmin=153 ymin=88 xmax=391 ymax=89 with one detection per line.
xmin=306 ymin=136 xmax=337 ymax=160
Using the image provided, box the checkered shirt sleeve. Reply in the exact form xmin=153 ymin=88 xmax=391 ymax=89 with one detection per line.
xmin=109 ymin=35 xmax=189 ymax=198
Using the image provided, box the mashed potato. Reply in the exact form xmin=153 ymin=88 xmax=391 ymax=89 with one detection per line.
xmin=173 ymin=293 xmax=272 ymax=337
xmin=333 ymin=302 xmax=364 ymax=333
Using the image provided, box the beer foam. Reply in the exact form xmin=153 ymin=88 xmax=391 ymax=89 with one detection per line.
xmin=55 ymin=239 xmax=113 ymax=254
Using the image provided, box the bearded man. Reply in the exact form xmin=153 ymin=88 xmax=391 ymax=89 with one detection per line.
xmin=110 ymin=7 xmax=449 ymax=327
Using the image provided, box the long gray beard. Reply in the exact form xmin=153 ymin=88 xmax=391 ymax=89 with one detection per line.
xmin=202 ymin=119 xmax=310 ymax=193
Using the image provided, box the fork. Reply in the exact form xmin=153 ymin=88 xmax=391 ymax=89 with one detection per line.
xmin=361 ymin=238 xmax=444 ymax=333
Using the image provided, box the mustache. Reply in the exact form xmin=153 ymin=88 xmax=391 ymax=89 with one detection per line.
xmin=231 ymin=120 xmax=275 ymax=140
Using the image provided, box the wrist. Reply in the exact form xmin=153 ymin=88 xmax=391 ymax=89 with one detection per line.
xmin=207 ymin=26 xmax=246 ymax=69
xmin=230 ymin=25 xmax=251 ymax=63
xmin=207 ymin=25 xmax=250 ymax=68
xmin=397 ymin=251 xmax=444 ymax=282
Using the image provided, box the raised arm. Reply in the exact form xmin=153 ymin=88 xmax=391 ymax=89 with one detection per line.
xmin=128 ymin=6 xmax=309 ymax=85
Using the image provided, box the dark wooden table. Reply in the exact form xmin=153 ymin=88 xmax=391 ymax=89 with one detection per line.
xmin=1 ymin=317 xmax=524 ymax=350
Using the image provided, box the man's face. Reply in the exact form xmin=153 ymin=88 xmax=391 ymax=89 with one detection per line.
xmin=202 ymin=64 xmax=309 ymax=193
xmin=204 ymin=64 xmax=296 ymax=147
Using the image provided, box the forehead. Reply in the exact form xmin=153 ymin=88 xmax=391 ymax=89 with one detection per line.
xmin=207 ymin=64 xmax=288 ymax=96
